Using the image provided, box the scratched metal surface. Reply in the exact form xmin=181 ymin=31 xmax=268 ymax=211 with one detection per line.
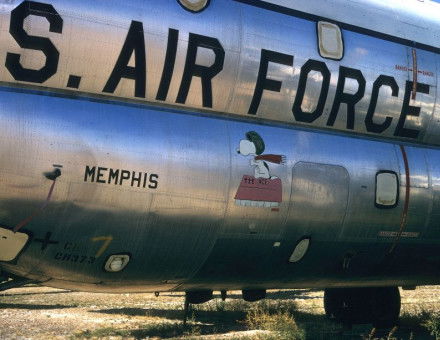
xmin=0 ymin=86 xmax=439 ymax=292
xmin=0 ymin=0 xmax=437 ymax=146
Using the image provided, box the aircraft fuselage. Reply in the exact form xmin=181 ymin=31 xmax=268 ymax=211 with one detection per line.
xmin=0 ymin=0 xmax=439 ymax=293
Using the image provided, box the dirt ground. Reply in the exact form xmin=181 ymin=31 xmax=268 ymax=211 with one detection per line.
xmin=0 ymin=285 xmax=439 ymax=339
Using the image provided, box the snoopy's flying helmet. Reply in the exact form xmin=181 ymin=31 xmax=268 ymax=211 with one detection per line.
xmin=245 ymin=131 xmax=265 ymax=155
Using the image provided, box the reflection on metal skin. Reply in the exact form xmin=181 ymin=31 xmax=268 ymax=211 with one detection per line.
xmin=0 ymin=0 xmax=437 ymax=145
xmin=0 ymin=0 xmax=439 ymax=293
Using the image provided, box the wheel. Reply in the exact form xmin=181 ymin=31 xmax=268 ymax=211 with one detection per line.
xmin=371 ymin=287 xmax=400 ymax=328
xmin=324 ymin=288 xmax=344 ymax=319
xmin=324 ymin=288 xmax=369 ymax=323
xmin=324 ymin=287 xmax=401 ymax=327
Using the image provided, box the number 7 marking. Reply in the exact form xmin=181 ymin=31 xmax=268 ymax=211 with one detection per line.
xmin=91 ymin=236 xmax=113 ymax=258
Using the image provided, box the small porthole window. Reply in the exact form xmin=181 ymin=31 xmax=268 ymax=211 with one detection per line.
xmin=177 ymin=0 xmax=210 ymax=13
xmin=375 ymin=171 xmax=399 ymax=208
xmin=289 ymin=237 xmax=311 ymax=263
xmin=104 ymin=254 xmax=130 ymax=272
xmin=317 ymin=21 xmax=344 ymax=60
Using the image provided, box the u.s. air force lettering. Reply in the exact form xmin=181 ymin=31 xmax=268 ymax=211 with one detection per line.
xmin=2 ymin=1 xmax=436 ymax=145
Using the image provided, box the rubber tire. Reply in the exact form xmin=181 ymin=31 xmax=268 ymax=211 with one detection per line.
xmin=324 ymin=287 xmax=401 ymax=327
xmin=324 ymin=288 xmax=344 ymax=320
xmin=324 ymin=288 xmax=370 ymax=323
xmin=371 ymin=287 xmax=401 ymax=328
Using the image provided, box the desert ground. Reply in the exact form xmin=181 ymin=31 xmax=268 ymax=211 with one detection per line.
xmin=0 ymin=285 xmax=439 ymax=339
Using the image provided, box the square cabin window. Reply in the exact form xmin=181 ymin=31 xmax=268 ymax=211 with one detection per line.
xmin=375 ymin=171 xmax=399 ymax=208
xmin=317 ymin=21 xmax=344 ymax=60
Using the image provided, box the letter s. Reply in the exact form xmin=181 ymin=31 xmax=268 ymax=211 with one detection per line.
xmin=5 ymin=1 xmax=63 ymax=83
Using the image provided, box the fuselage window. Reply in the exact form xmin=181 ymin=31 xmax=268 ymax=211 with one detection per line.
xmin=317 ymin=21 xmax=344 ymax=60
xmin=375 ymin=171 xmax=399 ymax=208
xmin=177 ymin=0 xmax=210 ymax=12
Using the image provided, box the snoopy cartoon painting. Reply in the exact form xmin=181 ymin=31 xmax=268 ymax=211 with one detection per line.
xmin=235 ymin=131 xmax=286 ymax=209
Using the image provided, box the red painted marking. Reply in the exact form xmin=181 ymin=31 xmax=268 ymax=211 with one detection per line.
xmin=379 ymin=231 xmax=419 ymax=238
xmin=394 ymin=64 xmax=434 ymax=77
xmin=13 ymin=179 xmax=57 ymax=233
xmin=271 ymin=208 xmax=280 ymax=212
xmin=235 ymin=175 xmax=282 ymax=203
xmin=389 ymin=145 xmax=411 ymax=253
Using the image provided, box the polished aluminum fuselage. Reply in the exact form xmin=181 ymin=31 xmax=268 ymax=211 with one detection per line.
xmin=0 ymin=0 xmax=439 ymax=292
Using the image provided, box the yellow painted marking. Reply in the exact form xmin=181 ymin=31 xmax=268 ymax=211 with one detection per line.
xmin=91 ymin=236 xmax=113 ymax=258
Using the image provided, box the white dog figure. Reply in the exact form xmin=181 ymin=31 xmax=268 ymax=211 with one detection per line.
xmin=237 ymin=131 xmax=283 ymax=179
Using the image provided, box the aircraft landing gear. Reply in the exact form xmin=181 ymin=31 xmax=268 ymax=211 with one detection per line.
xmin=183 ymin=290 xmax=213 ymax=325
xmin=183 ymin=295 xmax=190 ymax=326
xmin=324 ymin=286 xmax=400 ymax=328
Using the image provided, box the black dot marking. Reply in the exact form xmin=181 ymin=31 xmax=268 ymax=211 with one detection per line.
xmin=67 ymin=75 xmax=81 ymax=89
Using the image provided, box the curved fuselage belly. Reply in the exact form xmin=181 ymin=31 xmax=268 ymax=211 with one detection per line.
xmin=0 ymin=87 xmax=439 ymax=293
